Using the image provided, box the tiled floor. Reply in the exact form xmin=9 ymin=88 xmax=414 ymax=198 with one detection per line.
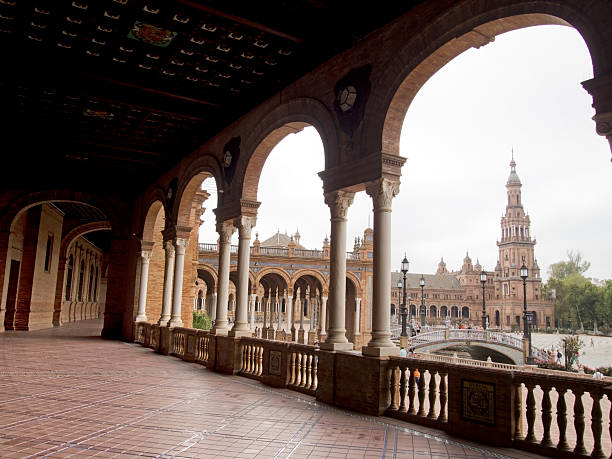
xmin=0 ymin=320 xmax=546 ymax=458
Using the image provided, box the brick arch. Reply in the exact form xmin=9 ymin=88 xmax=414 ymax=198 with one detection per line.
xmin=0 ymin=190 xmax=121 ymax=235
xmin=53 ymin=221 xmax=111 ymax=326
xmin=256 ymin=268 xmax=291 ymax=291
xmin=173 ymin=155 xmax=222 ymax=228
xmin=345 ymin=271 xmax=362 ymax=297
xmin=290 ymin=269 xmax=327 ymax=293
xmin=197 ymin=264 xmax=218 ymax=292
xmin=237 ymin=97 xmax=338 ymax=204
xmin=141 ymin=200 xmax=165 ymax=244
xmin=363 ymin=2 xmax=605 ymax=157
xmin=140 ymin=185 xmax=168 ymax=241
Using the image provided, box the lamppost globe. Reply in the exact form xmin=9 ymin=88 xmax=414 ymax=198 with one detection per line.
xmin=480 ymin=270 xmax=487 ymax=329
xmin=401 ymin=256 xmax=409 ymax=274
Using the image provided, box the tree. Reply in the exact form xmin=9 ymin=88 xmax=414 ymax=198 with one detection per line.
xmin=548 ymin=250 xmax=591 ymax=280
xmin=560 ymin=335 xmax=584 ymax=370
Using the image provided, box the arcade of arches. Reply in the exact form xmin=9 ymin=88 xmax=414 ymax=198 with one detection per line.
xmin=2 ymin=0 xmax=612 ymax=453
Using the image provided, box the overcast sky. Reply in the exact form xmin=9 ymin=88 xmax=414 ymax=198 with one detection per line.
xmin=199 ymin=25 xmax=612 ymax=282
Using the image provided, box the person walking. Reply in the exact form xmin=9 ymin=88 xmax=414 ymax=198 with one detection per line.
xmin=414 ymin=368 xmax=420 ymax=385
xmin=593 ymin=368 xmax=604 ymax=380
xmin=400 ymin=347 xmax=407 ymax=358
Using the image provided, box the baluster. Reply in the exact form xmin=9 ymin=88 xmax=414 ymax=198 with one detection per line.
xmin=438 ymin=371 xmax=447 ymax=422
xmin=427 ymin=369 xmax=437 ymax=419
xmin=540 ymin=385 xmax=553 ymax=447
xmin=311 ymin=354 xmax=318 ymax=390
xmin=389 ymin=364 xmax=398 ymax=411
xmin=408 ymin=366 xmax=416 ymax=415
xmin=417 ymin=368 xmax=426 ymax=417
xmin=301 ymin=353 xmax=307 ymax=387
xmin=257 ymin=346 xmax=263 ymax=376
xmin=556 ymin=387 xmax=570 ymax=451
xmin=250 ymin=345 xmax=255 ymax=373
xmin=514 ymin=383 xmax=523 ymax=440
xmin=399 ymin=365 xmax=407 ymax=413
xmin=289 ymin=352 xmax=296 ymax=385
xmin=573 ymin=388 xmax=587 ymax=455
xmin=590 ymin=391 xmax=605 ymax=459
xmin=525 ymin=383 xmax=537 ymax=442
xmin=305 ymin=354 xmax=312 ymax=389
xmin=295 ymin=352 xmax=302 ymax=387
xmin=240 ymin=345 xmax=246 ymax=372
xmin=608 ymin=392 xmax=611 ymax=459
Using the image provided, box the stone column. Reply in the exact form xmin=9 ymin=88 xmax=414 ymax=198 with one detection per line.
xmin=321 ymin=190 xmax=354 ymax=351
xmin=230 ymin=216 xmax=255 ymax=337
xmin=135 ymin=250 xmax=152 ymax=322
xmin=287 ymin=295 xmax=294 ymax=340
xmin=169 ymin=238 xmax=188 ymax=328
xmin=209 ymin=292 xmax=217 ymax=322
xmin=320 ymin=296 xmax=328 ymax=337
xmin=249 ymin=293 xmax=256 ymax=331
xmin=212 ymin=221 xmax=235 ymax=335
xmin=276 ymin=289 xmax=281 ymax=331
xmin=355 ymin=297 xmax=361 ymax=335
xmin=363 ymin=178 xmax=400 ymax=356
xmin=158 ymin=241 xmax=175 ymax=326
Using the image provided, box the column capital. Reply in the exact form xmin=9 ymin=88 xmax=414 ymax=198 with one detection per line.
xmin=365 ymin=177 xmax=400 ymax=211
xmin=174 ymin=237 xmax=189 ymax=254
xmin=593 ymin=110 xmax=612 ymax=139
xmin=163 ymin=240 xmax=175 ymax=257
xmin=140 ymin=240 xmax=154 ymax=252
xmin=234 ymin=215 xmax=257 ymax=238
xmin=140 ymin=250 xmax=153 ymax=262
xmin=216 ymin=220 xmax=236 ymax=243
xmin=324 ymin=190 xmax=355 ymax=220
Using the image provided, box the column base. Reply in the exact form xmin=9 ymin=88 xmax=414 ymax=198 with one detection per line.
xmin=158 ymin=315 xmax=171 ymax=327
xmin=168 ymin=319 xmax=183 ymax=328
xmin=320 ymin=341 xmax=354 ymax=351
xmin=135 ymin=314 xmax=147 ymax=322
xmin=229 ymin=329 xmax=252 ymax=338
xmin=211 ymin=326 xmax=229 ymax=336
xmin=362 ymin=345 xmax=399 ymax=357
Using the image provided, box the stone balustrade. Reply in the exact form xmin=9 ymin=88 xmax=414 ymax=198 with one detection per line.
xmin=133 ymin=321 xmax=611 ymax=457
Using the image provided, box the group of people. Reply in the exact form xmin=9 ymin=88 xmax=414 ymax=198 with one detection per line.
xmin=399 ymin=346 xmax=415 ymax=358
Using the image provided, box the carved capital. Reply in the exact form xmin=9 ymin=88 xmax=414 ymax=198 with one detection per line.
xmin=234 ymin=215 xmax=256 ymax=239
xmin=365 ymin=177 xmax=400 ymax=211
xmin=593 ymin=112 xmax=612 ymax=138
xmin=174 ymin=237 xmax=189 ymax=255
xmin=140 ymin=250 xmax=153 ymax=262
xmin=216 ymin=220 xmax=236 ymax=244
xmin=324 ymin=190 xmax=355 ymax=220
xmin=163 ymin=240 xmax=175 ymax=258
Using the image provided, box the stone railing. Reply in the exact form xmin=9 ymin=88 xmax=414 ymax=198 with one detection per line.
xmin=195 ymin=331 xmax=211 ymax=365
xmin=386 ymin=357 xmax=449 ymax=430
xmin=135 ymin=321 xmax=147 ymax=344
xmin=199 ymin=243 xmax=217 ymax=252
xmin=259 ymin=247 xmax=289 ymax=256
xmin=134 ymin=322 xmax=610 ymax=457
xmin=383 ymin=355 xmax=611 ymax=457
xmin=288 ymin=343 xmax=318 ymax=396
xmin=294 ymin=248 xmax=323 ymax=258
xmin=512 ymin=370 xmax=611 ymax=457
xmin=239 ymin=337 xmax=264 ymax=379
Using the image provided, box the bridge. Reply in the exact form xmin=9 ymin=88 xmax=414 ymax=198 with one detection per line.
xmin=395 ymin=328 xmax=550 ymax=366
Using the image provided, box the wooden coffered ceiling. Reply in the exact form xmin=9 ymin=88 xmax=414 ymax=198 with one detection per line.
xmin=0 ymin=0 xmax=420 ymax=195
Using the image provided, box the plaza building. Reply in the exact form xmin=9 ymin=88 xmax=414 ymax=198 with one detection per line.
xmin=391 ymin=159 xmax=554 ymax=331
xmin=196 ymin=227 xmax=374 ymax=349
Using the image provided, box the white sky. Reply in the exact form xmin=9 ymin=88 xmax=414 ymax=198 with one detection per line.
xmin=199 ymin=25 xmax=612 ymax=282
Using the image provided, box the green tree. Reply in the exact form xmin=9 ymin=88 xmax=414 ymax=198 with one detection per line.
xmin=548 ymin=250 xmax=591 ymax=280
xmin=193 ymin=311 xmax=212 ymax=330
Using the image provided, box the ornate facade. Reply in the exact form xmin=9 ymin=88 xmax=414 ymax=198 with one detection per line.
xmin=390 ymin=159 xmax=554 ymax=330
xmin=196 ymin=227 xmax=374 ymax=349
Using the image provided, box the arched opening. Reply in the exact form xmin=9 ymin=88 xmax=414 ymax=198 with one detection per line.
xmin=2 ymin=202 xmax=110 ymax=331
xmin=258 ymin=271 xmax=289 ymax=334
xmin=140 ymin=200 xmax=167 ymax=325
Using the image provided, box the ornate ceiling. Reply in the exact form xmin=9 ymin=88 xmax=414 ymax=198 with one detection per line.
xmin=0 ymin=0 xmax=420 ymax=194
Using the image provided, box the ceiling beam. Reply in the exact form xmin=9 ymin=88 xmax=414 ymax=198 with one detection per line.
xmin=177 ymin=0 xmax=305 ymax=44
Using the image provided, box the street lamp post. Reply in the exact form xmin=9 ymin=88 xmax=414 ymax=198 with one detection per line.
xmin=480 ymin=271 xmax=487 ymax=329
xmin=399 ymin=256 xmax=409 ymax=336
xmin=520 ymin=263 xmax=534 ymax=364
xmin=419 ymin=275 xmax=425 ymax=328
